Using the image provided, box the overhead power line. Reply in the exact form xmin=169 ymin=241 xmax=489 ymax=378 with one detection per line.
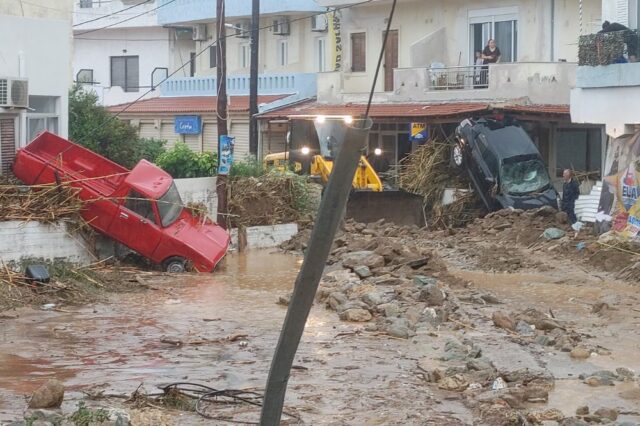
xmin=76 ymin=0 xmax=179 ymax=36
xmin=74 ymin=0 xmax=153 ymax=27
xmin=91 ymin=0 xmax=374 ymax=132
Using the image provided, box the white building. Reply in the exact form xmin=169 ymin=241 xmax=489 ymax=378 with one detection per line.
xmin=0 ymin=0 xmax=73 ymax=174
xmin=571 ymin=0 xmax=640 ymax=137
xmin=73 ymin=0 xmax=194 ymax=106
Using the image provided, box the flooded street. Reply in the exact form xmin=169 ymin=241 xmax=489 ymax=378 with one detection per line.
xmin=1 ymin=244 xmax=639 ymax=425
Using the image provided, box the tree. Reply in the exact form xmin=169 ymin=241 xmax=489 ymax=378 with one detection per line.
xmin=68 ymin=85 xmax=166 ymax=168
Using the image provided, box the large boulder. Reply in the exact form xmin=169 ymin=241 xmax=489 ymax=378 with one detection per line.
xmin=28 ymin=380 xmax=64 ymax=409
xmin=341 ymin=251 xmax=385 ymax=270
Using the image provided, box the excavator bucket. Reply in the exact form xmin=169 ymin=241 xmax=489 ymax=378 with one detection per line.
xmin=346 ymin=190 xmax=426 ymax=227
xmin=285 ymin=117 xmax=426 ymax=227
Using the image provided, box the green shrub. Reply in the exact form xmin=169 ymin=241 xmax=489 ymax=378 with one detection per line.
xmin=138 ymin=138 xmax=166 ymax=163
xmin=156 ymin=142 xmax=217 ymax=178
xmin=229 ymin=157 xmax=265 ymax=178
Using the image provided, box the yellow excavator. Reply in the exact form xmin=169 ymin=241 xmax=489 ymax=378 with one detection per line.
xmin=263 ymin=117 xmax=425 ymax=226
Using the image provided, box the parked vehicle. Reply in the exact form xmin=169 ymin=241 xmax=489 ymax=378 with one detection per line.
xmin=452 ymin=118 xmax=559 ymax=211
xmin=13 ymin=131 xmax=229 ymax=272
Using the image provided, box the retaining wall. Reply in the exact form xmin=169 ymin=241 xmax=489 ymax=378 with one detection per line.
xmin=0 ymin=221 xmax=96 ymax=265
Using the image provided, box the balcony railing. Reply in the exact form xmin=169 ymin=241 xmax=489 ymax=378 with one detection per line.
xmin=428 ymin=65 xmax=488 ymax=90
xmin=578 ymin=30 xmax=640 ymax=66
xmin=160 ymin=73 xmax=317 ymax=97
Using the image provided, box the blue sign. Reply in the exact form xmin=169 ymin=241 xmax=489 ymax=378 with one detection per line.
xmin=410 ymin=122 xmax=428 ymax=142
xmin=218 ymin=135 xmax=235 ymax=175
xmin=174 ymin=115 xmax=202 ymax=134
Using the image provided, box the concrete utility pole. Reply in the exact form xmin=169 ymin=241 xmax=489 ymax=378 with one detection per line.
xmin=249 ymin=0 xmax=260 ymax=156
xmin=216 ymin=0 xmax=228 ymax=228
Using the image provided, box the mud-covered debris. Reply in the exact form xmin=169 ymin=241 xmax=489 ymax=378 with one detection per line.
xmin=492 ymin=311 xmax=516 ymax=331
xmin=570 ymin=347 xmax=591 ymax=360
xmin=438 ymin=374 xmax=469 ymax=391
xmin=353 ymin=265 xmax=372 ymax=278
xmin=28 ymin=380 xmax=65 ymax=409
xmin=576 ymin=406 xmax=589 ymax=415
xmin=616 ymin=367 xmax=635 ymax=380
xmin=341 ymin=251 xmax=385 ymax=270
xmin=593 ymin=407 xmax=618 ymax=421
xmin=584 ymin=375 xmax=614 ymax=387
xmin=560 ymin=417 xmax=589 ymax=426
xmin=527 ymin=408 xmax=564 ymax=422
xmin=339 ymin=308 xmax=372 ymax=322
xmin=418 ymin=283 xmax=446 ymax=306
xmin=277 ymin=294 xmax=291 ymax=306
xmin=515 ymin=320 xmax=534 ymax=336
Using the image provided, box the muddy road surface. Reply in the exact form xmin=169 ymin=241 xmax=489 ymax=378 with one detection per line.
xmin=1 ymin=213 xmax=640 ymax=425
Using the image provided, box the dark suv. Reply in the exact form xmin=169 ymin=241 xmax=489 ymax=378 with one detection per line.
xmin=452 ymin=118 xmax=558 ymax=211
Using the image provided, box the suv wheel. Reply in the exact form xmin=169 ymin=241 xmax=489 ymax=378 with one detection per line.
xmin=451 ymin=143 xmax=464 ymax=168
xmin=163 ymin=256 xmax=187 ymax=273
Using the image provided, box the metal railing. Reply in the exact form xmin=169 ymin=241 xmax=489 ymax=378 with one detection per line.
xmin=427 ymin=65 xmax=489 ymax=91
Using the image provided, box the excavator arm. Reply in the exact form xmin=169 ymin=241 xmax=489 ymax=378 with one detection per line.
xmin=311 ymin=155 xmax=383 ymax=191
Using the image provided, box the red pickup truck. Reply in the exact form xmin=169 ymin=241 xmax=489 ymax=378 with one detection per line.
xmin=13 ymin=131 xmax=229 ymax=272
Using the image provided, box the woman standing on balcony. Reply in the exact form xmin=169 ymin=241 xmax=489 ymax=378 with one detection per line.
xmin=481 ymin=39 xmax=501 ymax=86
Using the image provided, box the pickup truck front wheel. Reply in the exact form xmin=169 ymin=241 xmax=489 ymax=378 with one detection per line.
xmin=162 ymin=256 xmax=187 ymax=273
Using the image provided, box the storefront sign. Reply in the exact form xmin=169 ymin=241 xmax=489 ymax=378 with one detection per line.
xmin=410 ymin=122 xmax=428 ymax=141
xmin=596 ymin=132 xmax=640 ymax=241
xmin=218 ymin=135 xmax=235 ymax=175
xmin=174 ymin=116 xmax=201 ymax=134
xmin=329 ymin=10 xmax=342 ymax=71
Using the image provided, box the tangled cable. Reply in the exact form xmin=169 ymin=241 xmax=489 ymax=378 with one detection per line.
xmin=159 ymin=383 xmax=301 ymax=425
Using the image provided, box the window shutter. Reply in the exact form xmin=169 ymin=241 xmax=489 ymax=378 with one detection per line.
xmin=616 ymin=0 xmax=629 ymax=26
xmin=126 ymin=56 xmax=139 ymax=92
xmin=351 ymin=32 xmax=366 ymax=72
xmin=110 ymin=57 xmax=126 ymax=88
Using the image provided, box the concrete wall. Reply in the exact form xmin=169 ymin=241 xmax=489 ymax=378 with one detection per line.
xmin=0 ymin=221 xmax=95 ymax=265
xmin=571 ymin=63 xmax=640 ymax=136
xmin=174 ymin=177 xmax=218 ymax=218
xmin=229 ymin=223 xmax=299 ymax=250
xmin=319 ymin=62 xmax=576 ymax=104
xmin=73 ymin=0 xmax=159 ymax=30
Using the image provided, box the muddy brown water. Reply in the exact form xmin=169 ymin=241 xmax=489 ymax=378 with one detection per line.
xmin=0 ymin=251 xmax=638 ymax=424
xmin=0 ymin=252 xmax=469 ymax=425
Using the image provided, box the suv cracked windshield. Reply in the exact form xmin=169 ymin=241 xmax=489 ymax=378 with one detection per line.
xmin=501 ymin=157 xmax=550 ymax=195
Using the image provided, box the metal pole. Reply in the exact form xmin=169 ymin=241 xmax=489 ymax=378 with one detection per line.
xmin=249 ymin=0 xmax=260 ymax=156
xmin=216 ymin=0 xmax=228 ymax=229
xmin=259 ymin=118 xmax=373 ymax=425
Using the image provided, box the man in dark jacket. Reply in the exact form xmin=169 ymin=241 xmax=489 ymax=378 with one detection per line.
xmin=561 ymin=169 xmax=580 ymax=224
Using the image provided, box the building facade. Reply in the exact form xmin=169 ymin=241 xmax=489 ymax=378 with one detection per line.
xmin=73 ymin=0 xmax=194 ymax=106
xmin=0 ymin=0 xmax=73 ymax=174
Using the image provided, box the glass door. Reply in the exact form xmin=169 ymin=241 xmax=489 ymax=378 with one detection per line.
xmin=469 ymin=12 xmax=518 ymax=64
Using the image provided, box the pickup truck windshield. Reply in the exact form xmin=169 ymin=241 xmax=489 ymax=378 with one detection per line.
xmin=157 ymin=183 xmax=184 ymax=227
xmin=501 ymin=158 xmax=550 ymax=195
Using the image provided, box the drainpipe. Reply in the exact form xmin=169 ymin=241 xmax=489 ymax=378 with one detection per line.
xmin=550 ymin=0 xmax=555 ymax=61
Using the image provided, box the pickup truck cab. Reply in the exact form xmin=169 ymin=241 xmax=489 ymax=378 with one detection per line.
xmin=13 ymin=131 xmax=229 ymax=272
xmin=452 ymin=118 xmax=559 ymax=211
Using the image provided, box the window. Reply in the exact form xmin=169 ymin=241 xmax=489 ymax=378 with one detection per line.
xmin=189 ymin=52 xmax=196 ymax=77
xmin=110 ymin=56 xmax=139 ymax=92
xmin=79 ymin=0 xmax=93 ymax=8
xmin=469 ymin=8 xmax=518 ymax=63
xmin=316 ymin=38 xmax=327 ymax=72
xmin=278 ymin=40 xmax=289 ymax=66
xmin=209 ymin=46 xmax=217 ymax=68
xmin=125 ymin=190 xmax=157 ymax=224
xmin=151 ymin=67 xmax=168 ymax=89
xmin=27 ymin=96 xmax=59 ymax=141
xmin=76 ymin=69 xmax=93 ymax=84
xmin=351 ymin=32 xmax=366 ymax=72
xmin=240 ymin=43 xmax=250 ymax=68
xmin=555 ymin=128 xmax=603 ymax=178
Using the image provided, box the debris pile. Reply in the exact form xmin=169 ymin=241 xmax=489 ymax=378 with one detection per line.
xmin=228 ymin=172 xmax=313 ymax=228
xmin=399 ymin=141 xmax=483 ymax=229
xmin=0 ymin=182 xmax=84 ymax=223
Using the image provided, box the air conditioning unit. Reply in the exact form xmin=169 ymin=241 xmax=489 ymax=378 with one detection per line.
xmin=311 ymin=14 xmax=328 ymax=32
xmin=236 ymin=20 xmax=251 ymax=38
xmin=0 ymin=78 xmax=28 ymax=108
xmin=273 ymin=17 xmax=290 ymax=36
xmin=192 ymin=24 xmax=207 ymax=41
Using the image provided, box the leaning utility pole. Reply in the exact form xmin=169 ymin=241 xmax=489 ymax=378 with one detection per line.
xmin=249 ymin=0 xmax=260 ymax=156
xmin=216 ymin=0 xmax=228 ymax=228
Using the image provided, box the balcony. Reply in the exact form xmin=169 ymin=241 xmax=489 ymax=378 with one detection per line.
xmin=160 ymin=73 xmax=317 ymax=111
xmin=157 ymin=0 xmax=324 ymax=25
xmin=318 ymin=62 xmax=576 ymax=105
